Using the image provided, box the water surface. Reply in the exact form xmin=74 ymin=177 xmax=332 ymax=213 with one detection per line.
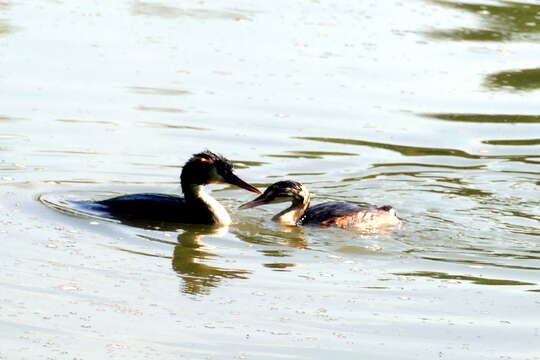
xmin=1 ymin=0 xmax=539 ymax=359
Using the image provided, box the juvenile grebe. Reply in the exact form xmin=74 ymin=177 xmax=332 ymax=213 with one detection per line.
xmin=72 ymin=151 xmax=261 ymax=225
xmin=239 ymin=180 xmax=399 ymax=229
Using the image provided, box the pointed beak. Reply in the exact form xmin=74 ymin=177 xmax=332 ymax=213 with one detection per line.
xmin=224 ymin=172 xmax=261 ymax=194
xmin=238 ymin=194 xmax=270 ymax=210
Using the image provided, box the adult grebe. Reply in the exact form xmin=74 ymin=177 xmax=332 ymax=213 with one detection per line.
xmin=239 ymin=180 xmax=399 ymax=229
xmin=72 ymin=151 xmax=261 ymax=225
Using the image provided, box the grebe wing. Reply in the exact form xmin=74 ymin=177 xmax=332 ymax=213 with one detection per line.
xmin=71 ymin=193 xmax=188 ymax=222
xmin=301 ymin=202 xmax=378 ymax=226
xmin=99 ymin=193 xmax=185 ymax=205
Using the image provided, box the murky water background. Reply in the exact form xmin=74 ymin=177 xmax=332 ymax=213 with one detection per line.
xmin=1 ymin=0 xmax=539 ymax=359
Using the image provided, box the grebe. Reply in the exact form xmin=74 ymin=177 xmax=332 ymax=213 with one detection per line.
xmin=72 ymin=151 xmax=261 ymax=225
xmin=239 ymin=180 xmax=399 ymax=229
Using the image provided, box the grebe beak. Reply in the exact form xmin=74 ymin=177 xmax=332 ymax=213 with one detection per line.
xmin=238 ymin=194 xmax=269 ymax=210
xmin=225 ymin=173 xmax=262 ymax=194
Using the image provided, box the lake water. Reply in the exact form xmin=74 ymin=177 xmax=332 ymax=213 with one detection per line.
xmin=1 ymin=0 xmax=539 ymax=359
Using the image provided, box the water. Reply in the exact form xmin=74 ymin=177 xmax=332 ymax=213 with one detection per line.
xmin=1 ymin=0 xmax=539 ymax=359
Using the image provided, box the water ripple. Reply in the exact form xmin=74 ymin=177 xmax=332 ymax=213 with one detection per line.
xmin=132 ymin=1 xmax=254 ymax=21
xmin=127 ymin=86 xmax=192 ymax=96
xmin=296 ymin=136 xmax=540 ymax=163
xmin=424 ymin=0 xmax=540 ymax=42
xmin=482 ymin=138 xmax=540 ymax=146
xmin=394 ymin=271 xmax=536 ymax=286
xmin=484 ymin=68 xmax=540 ymax=92
xmin=421 ymin=113 xmax=540 ymax=124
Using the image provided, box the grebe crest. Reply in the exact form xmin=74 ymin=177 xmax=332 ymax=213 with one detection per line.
xmin=181 ymin=151 xmax=235 ymax=186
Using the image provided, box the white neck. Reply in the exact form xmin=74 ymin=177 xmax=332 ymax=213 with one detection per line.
xmin=271 ymin=199 xmax=310 ymax=226
xmin=186 ymin=184 xmax=231 ymax=225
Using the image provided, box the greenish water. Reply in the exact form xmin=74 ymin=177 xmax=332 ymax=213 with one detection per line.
xmin=1 ymin=0 xmax=539 ymax=359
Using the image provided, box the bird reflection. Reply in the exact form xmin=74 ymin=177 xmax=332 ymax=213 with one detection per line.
xmin=171 ymin=225 xmax=250 ymax=296
xmin=232 ymin=221 xmax=308 ymax=249
xmin=129 ymin=223 xmax=304 ymax=295
xmin=75 ymin=214 xmax=254 ymax=295
xmin=117 ymin=225 xmax=250 ymax=296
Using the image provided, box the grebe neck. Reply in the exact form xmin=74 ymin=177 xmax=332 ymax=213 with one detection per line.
xmin=182 ymin=183 xmax=231 ymax=225
xmin=272 ymin=196 xmax=311 ymax=226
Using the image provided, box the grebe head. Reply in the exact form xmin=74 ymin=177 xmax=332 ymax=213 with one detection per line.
xmin=181 ymin=151 xmax=261 ymax=194
xmin=238 ymin=180 xmax=310 ymax=210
